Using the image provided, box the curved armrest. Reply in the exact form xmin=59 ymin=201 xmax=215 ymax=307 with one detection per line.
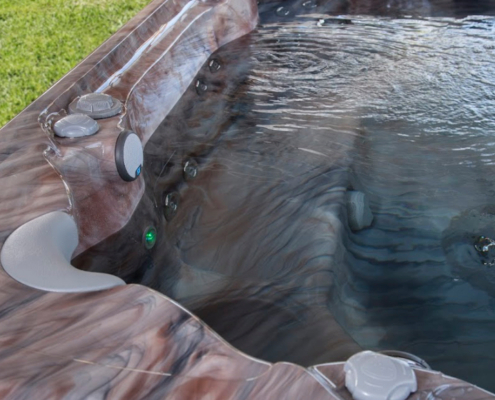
xmin=1 ymin=212 xmax=125 ymax=293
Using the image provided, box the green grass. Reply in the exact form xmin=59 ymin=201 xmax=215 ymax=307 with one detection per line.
xmin=0 ymin=0 xmax=150 ymax=128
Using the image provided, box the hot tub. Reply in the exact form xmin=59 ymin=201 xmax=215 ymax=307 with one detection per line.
xmin=1 ymin=0 xmax=495 ymax=399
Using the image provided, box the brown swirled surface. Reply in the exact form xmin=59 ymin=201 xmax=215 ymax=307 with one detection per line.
xmin=76 ymin=0 xmax=495 ymax=393
xmin=2 ymin=0 xmax=495 ymax=398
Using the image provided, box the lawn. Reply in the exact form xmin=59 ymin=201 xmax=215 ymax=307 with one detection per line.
xmin=0 ymin=0 xmax=150 ymax=128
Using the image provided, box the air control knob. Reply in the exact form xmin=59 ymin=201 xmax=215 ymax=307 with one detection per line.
xmin=53 ymin=114 xmax=99 ymax=138
xmin=69 ymin=93 xmax=122 ymax=119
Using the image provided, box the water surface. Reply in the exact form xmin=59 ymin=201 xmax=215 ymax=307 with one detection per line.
xmin=76 ymin=1 xmax=495 ymax=391
xmin=183 ymin=10 xmax=495 ymax=390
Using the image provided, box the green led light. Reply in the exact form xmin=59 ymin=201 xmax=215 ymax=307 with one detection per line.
xmin=143 ymin=226 xmax=157 ymax=250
